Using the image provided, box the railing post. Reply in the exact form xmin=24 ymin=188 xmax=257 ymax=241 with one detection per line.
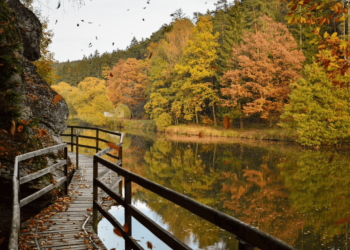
xmin=93 ymin=156 xmax=98 ymax=233
xmin=124 ymin=175 xmax=132 ymax=250
xmin=96 ymin=129 xmax=99 ymax=153
xmin=119 ymin=145 xmax=123 ymax=196
xmin=76 ymin=134 xmax=79 ymax=170
xmin=64 ymin=146 xmax=68 ymax=195
xmin=70 ymin=127 xmax=73 ymax=152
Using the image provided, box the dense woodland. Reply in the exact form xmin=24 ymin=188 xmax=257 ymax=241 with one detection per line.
xmin=50 ymin=0 xmax=350 ymax=147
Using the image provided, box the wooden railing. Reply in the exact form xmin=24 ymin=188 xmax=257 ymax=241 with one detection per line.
xmin=93 ymin=145 xmax=297 ymax=250
xmin=60 ymin=125 xmax=124 ymax=168
xmin=9 ymin=143 xmax=68 ymax=249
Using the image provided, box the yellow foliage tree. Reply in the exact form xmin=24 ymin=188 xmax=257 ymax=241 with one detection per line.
xmin=174 ymin=15 xmax=220 ymax=124
xmin=51 ymin=82 xmax=78 ymax=115
xmin=69 ymin=77 xmax=113 ymax=125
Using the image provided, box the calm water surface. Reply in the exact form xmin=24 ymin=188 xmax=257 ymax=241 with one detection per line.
xmin=64 ymin=125 xmax=350 ymax=250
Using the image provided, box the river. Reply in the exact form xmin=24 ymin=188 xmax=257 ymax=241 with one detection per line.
xmin=64 ymin=121 xmax=350 ymax=250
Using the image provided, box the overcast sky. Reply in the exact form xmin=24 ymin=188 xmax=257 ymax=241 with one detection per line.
xmin=33 ymin=0 xmax=220 ymax=62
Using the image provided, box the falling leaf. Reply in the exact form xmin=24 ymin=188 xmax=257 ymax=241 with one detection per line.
xmin=147 ymin=241 xmax=153 ymax=249
xmin=77 ymin=24 xmax=79 ymax=27
xmin=56 ymin=1 xmax=61 ymax=9
xmin=223 ymin=115 xmax=230 ymax=129
xmin=110 ymin=72 xmax=113 ymax=77
xmin=198 ymin=131 xmax=204 ymax=138
xmin=39 ymin=129 xmax=43 ymax=138
xmin=17 ymin=125 xmax=23 ymax=132
xmin=148 ymin=52 xmax=153 ymax=59
xmin=10 ymin=120 xmax=15 ymax=137
xmin=142 ymin=18 xmax=145 ymax=21
xmin=123 ymin=223 xmax=129 ymax=233
xmin=112 ymin=42 xmax=114 ymax=46
xmin=113 ymin=227 xmax=122 ymax=237
xmin=1 ymin=129 xmax=7 ymax=134
xmin=224 ymin=160 xmax=229 ymax=165
xmin=55 ymin=20 xmax=57 ymax=24
xmin=81 ymin=20 xmax=84 ymax=22
xmin=335 ymin=216 xmax=350 ymax=225
xmin=106 ymin=142 xmax=121 ymax=151
xmin=53 ymin=94 xmax=63 ymax=105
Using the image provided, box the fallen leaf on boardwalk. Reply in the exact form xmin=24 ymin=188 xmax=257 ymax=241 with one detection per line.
xmin=84 ymin=239 xmax=89 ymax=244
xmin=0 ymin=146 xmax=5 ymax=152
xmin=147 ymin=241 xmax=153 ymax=249
xmin=223 ymin=115 xmax=230 ymax=129
xmin=0 ymin=237 xmax=4 ymax=245
xmin=113 ymin=227 xmax=122 ymax=237
xmin=10 ymin=120 xmax=15 ymax=137
xmin=53 ymin=94 xmax=63 ymax=106
xmin=198 ymin=131 xmax=204 ymax=138
xmin=17 ymin=125 xmax=23 ymax=132
xmin=224 ymin=160 xmax=229 ymax=165
xmin=123 ymin=223 xmax=129 ymax=233
xmin=86 ymin=208 xmax=92 ymax=211
xmin=106 ymin=142 xmax=121 ymax=151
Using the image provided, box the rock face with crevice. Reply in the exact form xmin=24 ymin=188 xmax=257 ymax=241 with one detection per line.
xmin=6 ymin=0 xmax=69 ymax=142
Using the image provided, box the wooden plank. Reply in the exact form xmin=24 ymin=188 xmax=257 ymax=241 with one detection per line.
xmin=17 ymin=143 xmax=67 ymax=162
xmin=20 ymin=177 xmax=67 ymax=207
xmin=20 ymin=160 xmax=67 ymax=184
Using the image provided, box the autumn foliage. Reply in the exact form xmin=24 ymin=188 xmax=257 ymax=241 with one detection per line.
xmin=107 ymin=58 xmax=149 ymax=118
xmin=221 ymin=16 xmax=305 ymax=127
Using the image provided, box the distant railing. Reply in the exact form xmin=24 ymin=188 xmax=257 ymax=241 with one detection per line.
xmin=60 ymin=125 xmax=124 ymax=168
xmin=9 ymin=143 xmax=68 ymax=249
xmin=93 ymin=145 xmax=297 ymax=250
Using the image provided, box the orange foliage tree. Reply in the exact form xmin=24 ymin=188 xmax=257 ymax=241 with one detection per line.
xmin=107 ymin=58 xmax=149 ymax=118
xmin=221 ymin=16 xmax=305 ymax=127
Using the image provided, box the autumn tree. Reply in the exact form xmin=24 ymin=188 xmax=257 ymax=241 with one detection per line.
xmin=174 ymin=15 xmax=220 ymax=125
xmin=145 ymin=18 xmax=194 ymax=127
xmin=221 ymin=15 xmax=305 ymax=128
xmin=51 ymin=82 xmax=78 ymax=115
xmin=107 ymin=58 xmax=149 ymax=118
xmin=70 ymin=77 xmax=113 ymax=125
xmin=279 ymin=62 xmax=350 ymax=146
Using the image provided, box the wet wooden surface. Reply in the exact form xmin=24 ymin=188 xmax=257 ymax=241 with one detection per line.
xmin=18 ymin=153 xmax=121 ymax=250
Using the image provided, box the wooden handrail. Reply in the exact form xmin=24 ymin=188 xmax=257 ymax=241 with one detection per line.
xmin=9 ymin=143 xmax=68 ymax=249
xmin=93 ymin=144 xmax=297 ymax=250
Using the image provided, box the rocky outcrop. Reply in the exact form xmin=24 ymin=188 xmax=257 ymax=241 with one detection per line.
xmin=5 ymin=0 xmax=41 ymax=61
xmin=5 ymin=0 xmax=69 ymax=142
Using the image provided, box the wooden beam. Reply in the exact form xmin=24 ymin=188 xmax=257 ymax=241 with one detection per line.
xmin=20 ymin=160 xmax=67 ymax=184
xmin=17 ymin=143 xmax=67 ymax=162
xmin=20 ymin=177 xmax=67 ymax=207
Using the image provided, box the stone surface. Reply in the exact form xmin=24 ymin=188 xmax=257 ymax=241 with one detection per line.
xmin=20 ymin=58 xmax=69 ymax=141
xmin=5 ymin=0 xmax=42 ymax=61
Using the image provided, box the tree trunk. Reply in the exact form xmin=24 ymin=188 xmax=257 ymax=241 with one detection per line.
xmin=240 ymin=116 xmax=244 ymax=129
xmin=269 ymin=114 xmax=273 ymax=128
xmin=195 ymin=111 xmax=199 ymax=124
xmin=212 ymin=105 xmax=217 ymax=127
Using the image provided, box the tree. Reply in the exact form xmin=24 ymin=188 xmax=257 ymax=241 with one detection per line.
xmin=69 ymin=77 xmax=113 ymax=125
xmin=221 ymin=15 xmax=305 ymax=127
xmin=107 ymin=58 xmax=149 ymax=118
xmin=174 ymin=15 xmax=220 ymax=125
xmin=51 ymin=82 xmax=78 ymax=115
xmin=285 ymin=0 xmax=350 ymax=87
xmin=145 ymin=19 xmax=194 ymax=126
xmin=279 ymin=62 xmax=350 ymax=146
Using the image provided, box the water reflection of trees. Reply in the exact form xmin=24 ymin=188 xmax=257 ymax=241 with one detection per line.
xmin=122 ymin=139 xmax=306 ymax=249
xmin=279 ymin=150 xmax=350 ymax=249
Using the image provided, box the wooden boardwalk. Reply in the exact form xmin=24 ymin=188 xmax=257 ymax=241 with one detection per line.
xmin=18 ymin=153 xmax=121 ymax=250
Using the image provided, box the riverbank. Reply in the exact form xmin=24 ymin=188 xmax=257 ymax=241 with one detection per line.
xmin=164 ymin=125 xmax=297 ymax=142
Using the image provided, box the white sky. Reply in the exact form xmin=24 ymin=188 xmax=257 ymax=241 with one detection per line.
xmin=33 ymin=0 xmax=219 ymax=62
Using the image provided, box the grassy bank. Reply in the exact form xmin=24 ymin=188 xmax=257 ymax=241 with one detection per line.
xmin=164 ymin=125 xmax=297 ymax=142
xmin=121 ymin=119 xmax=157 ymax=132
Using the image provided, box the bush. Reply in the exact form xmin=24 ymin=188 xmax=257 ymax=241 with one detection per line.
xmin=279 ymin=63 xmax=350 ymax=146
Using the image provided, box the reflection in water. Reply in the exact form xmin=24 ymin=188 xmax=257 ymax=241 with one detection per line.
xmin=68 ymin=124 xmax=350 ymax=250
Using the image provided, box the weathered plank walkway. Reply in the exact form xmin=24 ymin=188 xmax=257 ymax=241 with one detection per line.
xmin=18 ymin=153 xmax=121 ymax=250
